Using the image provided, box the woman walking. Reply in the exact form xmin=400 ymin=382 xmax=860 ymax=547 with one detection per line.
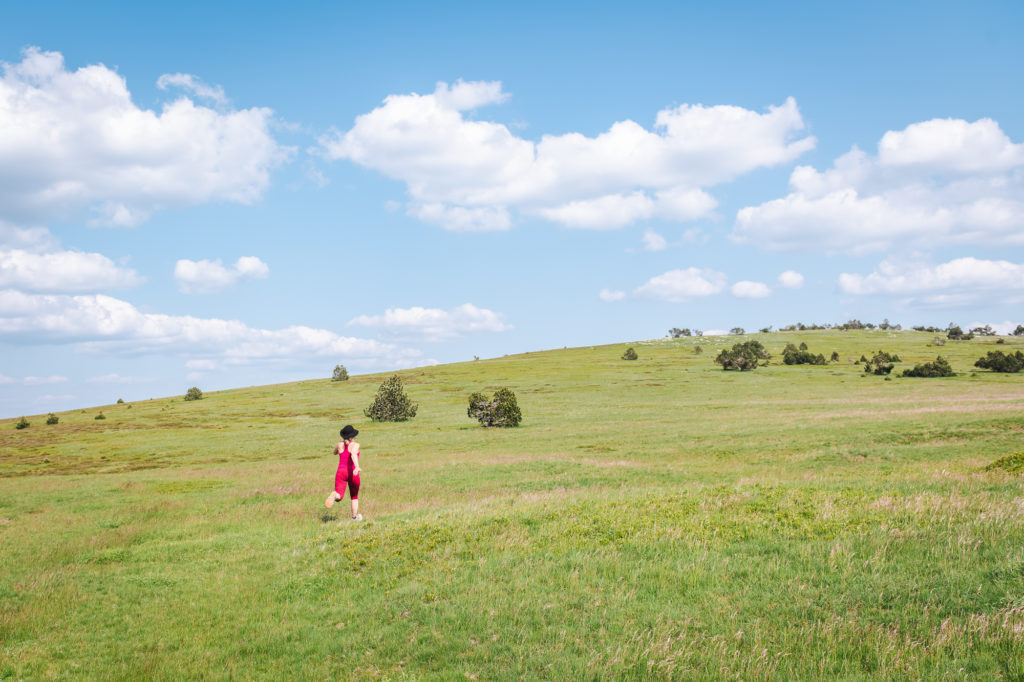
xmin=325 ymin=424 xmax=362 ymax=520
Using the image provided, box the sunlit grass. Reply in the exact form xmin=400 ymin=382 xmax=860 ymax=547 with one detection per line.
xmin=2 ymin=330 xmax=1023 ymax=679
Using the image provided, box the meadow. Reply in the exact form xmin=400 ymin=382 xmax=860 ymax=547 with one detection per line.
xmin=1 ymin=330 xmax=1023 ymax=680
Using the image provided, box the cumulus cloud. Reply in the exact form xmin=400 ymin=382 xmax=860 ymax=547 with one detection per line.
xmin=0 ymin=248 xmax=143 ymax=292
xmin=0 ymin=47 xmax=290 ymax=227
xmin=0 ymin=290 xmax=418 ymax=365
xmin=318 ymin=80 xmax=813 ymax=230
xmin=731 ymin=281 xmax=771 ymax=298
xmin=599 ymin=289 xmax=626 ymax=302
xmin=156 ymin=73 xmax=227 ymax=104
xmin=838 ymin=257 xmax=1024 ymax=307
xmin=641 ymin=229 xmax=668 ymax=252
xmin=174 ymin=256 xmax=269 ymax=294
xmin=86 ymin=373 xmax=138 ymax=383
xmin=778 ymin=270 xmax=805 ymax=289
xmin=634 ymin=268 xmax=727 ymax=302
xmin=347 ymin=303 xmax=510 ymax=342
xmin=733 ymin=117 xmax=1024 ymax=252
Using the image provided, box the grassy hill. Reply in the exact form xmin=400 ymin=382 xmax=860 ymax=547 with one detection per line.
xmin=2 ymin=330 xmax=1023 ymax=679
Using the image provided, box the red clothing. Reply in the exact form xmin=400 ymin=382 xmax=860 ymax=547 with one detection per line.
xmin=334 ymin=443 xmax=360 ymax=500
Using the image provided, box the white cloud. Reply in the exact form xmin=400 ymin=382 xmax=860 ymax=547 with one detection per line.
xmin=838 ymin=257 xmax=1024 ymax=307
xmin=967 ymin=320 xmax=1020 ymax=336
xmin=599 ymin=288 xmax=626 ymax=302
xmin=778 ymin=270 xmax=804 ymax=288
xmin=642 ymin=229 xmax=668 ymax=252
xmin=185 ymin=359 xmax=219 ymax=371
xmin=174 ymin=256 xmax=269 ymax=294
xmin=0 ymin=290 xmax=418 ymax=365
xmin=156 ymin=73 xmax=227 ymax=104
xmin=634 ymin=268 xmax=727 ymax=302
xmin=408 ymin=203 xmax=511 ymax=232
xmin=731 ymin=281 xmax=771 ymax=298
xmin=24 ymin=375 xmax=67 ymax=385
xmin=318 ymin=81 xmax=813 ymax=230
xmin=347 ymin=303 xmax=510 ymax=342
xmin=0 ymin=373 xmax=14 ymax=384
xmin=0 ymin=248 xmax=143 ymax=292
xmin=0 ymin=47 xmax=290 ymax=227
xmin=733 ymin=117 xmax=1024 ymax=252
xmin=86 ymin=373 xmax=137 ymax=383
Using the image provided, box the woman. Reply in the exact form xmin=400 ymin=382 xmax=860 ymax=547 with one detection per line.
xmin=325 ymin=424 xmax=362 ymax=520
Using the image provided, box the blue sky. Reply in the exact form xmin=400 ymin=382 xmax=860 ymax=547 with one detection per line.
xmin=2 ymin=1 xmax=1023 ymax=417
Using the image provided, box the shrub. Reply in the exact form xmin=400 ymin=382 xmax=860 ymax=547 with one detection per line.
xmin=974 ymin=350 xmax=1024 ymax=373
xmin=95 ymin=412 xmax=106 ymax=420
xmin=668 ymin=328 xmax=691 ymax=338
xmin=985 ymin=451 xmax=1024 ymax=474
xmin=15 ymin=417 xmax=29 ymax=430
xmin=693 ymin=345 xmax=703 ymax=355
xmin=863 ymin=351 xmax=894 ymax=375
xmin=331 ymin=364 xmax=349 ymax=381
xmin=798 ymin=342 xmax=808 ymax=351
xmin=932 ymin=337 xmax=946 ymax=346
xmin=729 ymin=327 xmax=745 ymax=335
xmin=184 ymin=387 xmax=203 ymax=401
xmin=46 ymin=413 xmax=59 ymax=425
xmin=830 ymin=351 xmax=839 ymax=362
xmin=116 ymin=398 xmax=124 ymax=404
xmin=997 ymin=338 xmax=1005 ymax=344
xmin=1014 ymin=324 xmax=1024 ymax=336
xmin=621 ymin=347 xmax=638 ymax=360
xmin=902 ymin=356 xmax=956 ymax=377
xmin=947 ymin=325 xmax=973 ymax=341
xmin=365 ymin=375 xmax=418 ymax=421
xmin=467 ymin=387 xmax=522 ymax=427
xmin=715 ymin=340 xmax=769 ymax=371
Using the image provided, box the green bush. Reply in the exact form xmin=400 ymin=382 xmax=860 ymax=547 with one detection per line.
xmin=15 ymin=417 xmax=29 ymax=430
xmin=985 ymin=451 xmax=1024 ymax=473
xmin=902 ymin=356 xmax=956 ymax=377
xmin=116 ymin=398 xmax=124 ymax=404
xmin=782 ymin=343 xmax=825 ymax=365
xmin=864 ymin=351 xmax=895 ymax=375
xmin=364 ymin=375 xmax=418 ymax=421
xmin=830 ymin=351 xmax=839 ymax=362
xmin=95 ymin=412 xmax=106 ymax=420
xmin=693 ymin=345 xmax=703 ymax=355
xmin=467 ymin=387 xmax=522 ymax=427
xmin=621 ymin=347 xmax=638 ymax=361
xmin=331 ymin=364 xmax=349 ymax=381
xmin=184 ymin=387 xmax=203 ymax=401
xmin=974 ymin=350 xmax=1024 ymax=373
xmin=715 ymin=340 xmax=769 ymax=371
xmin=46 ymin=413 xmax=59 ymax=425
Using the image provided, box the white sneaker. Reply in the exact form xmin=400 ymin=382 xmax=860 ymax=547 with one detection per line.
xmin=351 ymin=514 xmax=363 ymax=521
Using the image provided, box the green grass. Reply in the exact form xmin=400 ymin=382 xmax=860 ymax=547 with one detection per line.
xmin=2 ymin=330 xmax=1023 ymax=679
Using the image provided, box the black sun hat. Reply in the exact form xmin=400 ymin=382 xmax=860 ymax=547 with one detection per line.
xmin=340 ymin=425 xmax=359 ymax=440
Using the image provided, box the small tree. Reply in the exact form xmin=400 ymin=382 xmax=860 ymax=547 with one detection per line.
xmin=15 ymin=417 xmax=29 ymax=430
xmin=864 ymin=351 xmax=894 ymax=375
xmin=830 ymin=351 xmax=839 ymax=362
xmin=903 ymin=356 xmax=956 ymax=377
xmin=184 ymin=387 xmax=203 ymax=401
xmin=729 ymin=327 xmax=745 ymax=335
xmin=974 ymin=350 xmax=1024 ymax=373
xmin=95 ymin=412 xmax=106 ymax=420
xmin=715 ymin=340 xmax=769 ymax=371
xmin=467 ymin=387 xmax=522 ymax=427
xmin=364 ymin=375 xmax=418 ymax=421
xmin=622 ymin=347 xmax=638 ymax=360
xmin=46 ymin=413 xmax=59 ymax=425
xmin=798 ymin=342 xmax=808 ymax=351
xmin=1014 ymin=324 xmax=1024 ymax=336
xmin=668 ymin=328 xmax=691 ymax=338
xmin=116 ymin=398 xmax=124 ymax=404
xmin=331 ymin=364 xmax=349 ymax=381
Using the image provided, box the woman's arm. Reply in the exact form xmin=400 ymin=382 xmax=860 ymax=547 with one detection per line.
xmin=351 ymin=444 xmax=361 ymax=475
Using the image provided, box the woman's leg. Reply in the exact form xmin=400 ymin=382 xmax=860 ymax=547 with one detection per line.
xmin=349 ymin=476 xmax=361 ymax=519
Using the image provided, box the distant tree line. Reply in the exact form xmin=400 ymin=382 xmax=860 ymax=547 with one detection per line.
xmin=669 ymin=320 xmax=1024 ymax=338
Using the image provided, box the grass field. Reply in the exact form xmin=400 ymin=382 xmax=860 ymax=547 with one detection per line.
xmin=2 ymin=330 xmax=1023 ymax=680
